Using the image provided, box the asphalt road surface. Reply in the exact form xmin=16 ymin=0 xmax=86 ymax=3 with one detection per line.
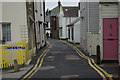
xmin=20 ymin=39 xmax=114 ymax=80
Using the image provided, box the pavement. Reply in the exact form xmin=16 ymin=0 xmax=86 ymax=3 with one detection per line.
xmin=74 ymin=42 xmax=119 ymax=80
xmin=1 ymin=42 xmax=48 ymax=80
xmin=2 ymin=64 xmax=33 ymax=80
xmin=1 ymin=39 xmax=119 ymax=80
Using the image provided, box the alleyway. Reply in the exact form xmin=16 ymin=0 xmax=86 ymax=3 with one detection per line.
xmin=21 ymin=39 xmax=114 ymax=80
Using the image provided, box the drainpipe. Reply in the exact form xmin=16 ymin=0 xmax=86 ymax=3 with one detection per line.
xmin=119 ymin=2 xmax=120 ymax=67
xmin=88 ymin=0 xmax=90 ymax=32
xmin=43 ymin=0 xmax=46 ymax=46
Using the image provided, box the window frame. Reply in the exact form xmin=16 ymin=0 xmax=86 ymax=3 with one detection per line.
xmin=1 ymin=22 xmax=11 ymax=42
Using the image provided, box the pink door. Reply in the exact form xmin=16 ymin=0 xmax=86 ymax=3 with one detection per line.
xmin=103 ymin=18 xmax=118 ymax=60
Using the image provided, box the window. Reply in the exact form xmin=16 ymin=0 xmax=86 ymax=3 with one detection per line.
xmin=2 ymin=24 xmax=11 ymax=41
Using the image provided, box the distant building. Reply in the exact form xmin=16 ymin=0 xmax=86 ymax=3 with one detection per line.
xmin=67 ymin=2 xmax=80 ymax=43
xmin=59 ymin=5 xmax=79 ymax=40
xmin=49 ymin=2 xmax=61 ymax=39
xmin=67 ymin=17 xmax=80 ymax=43
xmin=45 ymin=13 xmax=50 ymax=38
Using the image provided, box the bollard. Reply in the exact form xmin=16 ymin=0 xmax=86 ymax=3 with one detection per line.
xmin=14 ymin=59 xmax=19 ymax=72
xmin=97 ymin=45 xmax=101 ymax=64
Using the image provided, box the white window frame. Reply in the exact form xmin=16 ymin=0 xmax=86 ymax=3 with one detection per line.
xmin=1 ymin=23 xmax=11 ymax=42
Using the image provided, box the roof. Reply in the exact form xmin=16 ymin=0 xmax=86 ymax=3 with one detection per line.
xmin=62 ymin=6 xmax=79 ymax=17
xmin=50 ymin=4 xmax=61 ymax=17
xmin=67 ymin=17 xmax=80 ymax=27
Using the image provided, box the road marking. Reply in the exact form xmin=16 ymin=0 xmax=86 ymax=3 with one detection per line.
xmin=27 ymin=50 xmax=50 ymax=79
xmin=21 ymin=42 xmax=52 ymax=80
xmin=60 ymin=40 xmax=113 ymax=80
xmin=21 ymin=49 xmax=47 ymax=80
xmin=27 ymin=44 xmax=52 ymax=79
xmin=75 ymin=48 xmax=106 ymax=80
xmin=74 ymin=46 xmax=113 ymax=80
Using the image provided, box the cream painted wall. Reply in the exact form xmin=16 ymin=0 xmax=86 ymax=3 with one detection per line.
xmin=0 ymin=2 xmax=2 ymax=41
xmin=0 ymin=2 xmax=2 ymax=22
xmin=0 ymin=24 xmax=2 ymax=41
xmin=2 ymin=2 xmax=27 ymax=42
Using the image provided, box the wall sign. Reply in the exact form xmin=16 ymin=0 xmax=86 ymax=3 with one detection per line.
xmin=5 ymin=46 xmax=25 ymax=49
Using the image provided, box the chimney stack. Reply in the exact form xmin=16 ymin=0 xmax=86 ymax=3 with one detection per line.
xmin=78 ymin=2 xmax=80 ymax=10
xmin=58 ymin=0 xmax=61 ymax=11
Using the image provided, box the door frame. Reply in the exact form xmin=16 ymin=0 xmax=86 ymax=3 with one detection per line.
xmin=103 ymin=18 xmax=118 ymax=60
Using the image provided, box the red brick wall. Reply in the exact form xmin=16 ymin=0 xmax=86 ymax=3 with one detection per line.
xmin=50 ymin=16 xmax=59 ymax=39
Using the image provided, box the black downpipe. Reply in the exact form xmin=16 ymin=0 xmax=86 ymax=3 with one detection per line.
xmin=97 ymin=45 xmax=100 ymax=64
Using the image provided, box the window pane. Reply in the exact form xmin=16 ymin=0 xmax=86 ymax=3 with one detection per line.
xmin=2 ymin=24 xmax=11 ymax=41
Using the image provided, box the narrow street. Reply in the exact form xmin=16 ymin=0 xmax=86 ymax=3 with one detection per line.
xmin=1 ymin=1 xmax=120 ymax=80
xmin=21 ymin=39 xmax=113 ymax=80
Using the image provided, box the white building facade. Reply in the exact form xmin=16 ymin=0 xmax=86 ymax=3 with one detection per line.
xmin=59 ymin=6 xmax=79 ymax=40
xmin=34 ymin=1 xmax=46 ymax=49
xmin=67 ymin=17 xmax=80 ymax=43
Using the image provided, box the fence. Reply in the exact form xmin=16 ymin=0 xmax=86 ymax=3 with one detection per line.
xmin=0 ymin=39 xmax=29 ymax=68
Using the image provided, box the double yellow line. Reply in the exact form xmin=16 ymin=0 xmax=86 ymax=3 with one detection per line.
xmin=60 ymin=40 xmax=113 ymax=80
xmin=21 ymin=42 xmax=52 ymax=80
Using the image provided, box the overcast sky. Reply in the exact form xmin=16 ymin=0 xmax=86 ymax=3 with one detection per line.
xmin=45 ymin=0 xmax=80 ymax=10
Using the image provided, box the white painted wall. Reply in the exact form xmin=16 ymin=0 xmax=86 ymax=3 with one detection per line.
xmin=60 ymin=17 xmax=77 ymax=39
xmin=74 ymin=20 xmax=80 ymax=43
xmin=45 ymin=22 xmax=50 ymax=36
xmin=62 ymin=17 xmax=67 ymax=39
xmin=34 ymin=1 xmax=45 ymax=48
xmin=1 ymin=2 xmax=27 ymax=42
xmin=78 ymin=10 xmax=80 ymax=17
xmin=68 ymin=20 xmax=80 ymax=43
xmin=68 ymin=26 xmax=73 ymax=42
xmin=87 ymin=33 xmax=100 ymax=56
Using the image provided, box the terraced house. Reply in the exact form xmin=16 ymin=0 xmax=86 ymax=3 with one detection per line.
xmin=0 ymin=1 xmax=46 ymax=60
xmin=80 ymin=0 xmax=120 ymax=65
xmin=59 ymin=4 xmax=79 ymax=40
